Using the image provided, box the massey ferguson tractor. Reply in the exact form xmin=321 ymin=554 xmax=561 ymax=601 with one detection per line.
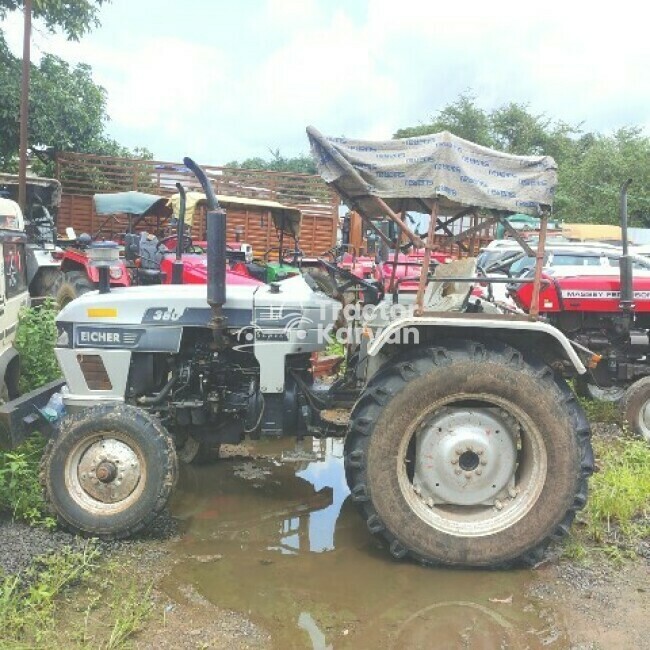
xmin=513 ymin=180 xmax=650 ymax=441
xmin=0 ymin=130 xmax=596 ymax=568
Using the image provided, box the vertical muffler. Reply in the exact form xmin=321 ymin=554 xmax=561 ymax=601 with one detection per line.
xmin=619 ymin=179 xmax=633 ymax=312
xmin=171 ymin=182 xmax=186 ymax=285
xmin=183 ymin=157 xmax=227 ymax=345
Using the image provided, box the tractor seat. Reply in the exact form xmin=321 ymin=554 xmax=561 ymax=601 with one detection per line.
xmin=424 ymin=257 xmax=477 ymax=312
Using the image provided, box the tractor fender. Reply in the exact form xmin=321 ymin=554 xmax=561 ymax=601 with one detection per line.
xmin=366 ymin=315 xmax=587 ymax=374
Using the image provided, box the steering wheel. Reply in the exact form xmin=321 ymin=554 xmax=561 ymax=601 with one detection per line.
xmin=321 ymin=244 xmax=357 ymax=262
xmin=318 ymin=259 xmax=383 ymax=305
xmin=263 ymin=246 xmax=303 ymax=264
xmin=159 ymin=233 xmax=193 ymax=253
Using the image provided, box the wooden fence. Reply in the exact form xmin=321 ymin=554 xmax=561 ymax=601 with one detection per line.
xmin=54 ymin=152 xmax=340 ymax=257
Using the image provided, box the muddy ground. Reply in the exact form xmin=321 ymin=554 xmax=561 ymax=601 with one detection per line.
xmin=2 ymin=434 xmax=648 ymax=649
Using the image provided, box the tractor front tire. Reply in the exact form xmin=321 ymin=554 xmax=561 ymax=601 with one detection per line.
xmin=345 ymin=340 xmax=593 ymax=567
xmin=619 ymin=377 xmax=650 ymax=442
xmin=57 ymin=270 xmax=94 ymax=308
xmin=40 ymin=405 xmax=178 ymax=539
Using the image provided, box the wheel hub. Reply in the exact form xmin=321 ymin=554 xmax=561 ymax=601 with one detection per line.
xmin=77 ymin=438 xmax=141 ymax=503
xmin=413 ymin=407 xmax=518 ymax=506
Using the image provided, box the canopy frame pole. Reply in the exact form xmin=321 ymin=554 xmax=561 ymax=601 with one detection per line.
xmin=415 ymin=202 xmax=438 ymax=315
xmin=388 ymin=203 xmax=405 ymax=293
xmin=529 ymin=214 xmax=548 ymax=319
xmin=494 ymin=214 xmax=536 ymax=257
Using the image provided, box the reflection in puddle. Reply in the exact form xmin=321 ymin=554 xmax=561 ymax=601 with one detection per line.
xmin=165 ymin=438 xmax=566 ymax=648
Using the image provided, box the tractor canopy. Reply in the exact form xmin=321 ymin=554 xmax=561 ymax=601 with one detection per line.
xmin=0 ymin=173 xmax=62 ymax=209
xmin=93 ymin=191 xmax=172 ymax=217
xmin=306 ymin=126 xmax=557 ymax=218
xmin=168 ymin=191 xmax=302 ymax=238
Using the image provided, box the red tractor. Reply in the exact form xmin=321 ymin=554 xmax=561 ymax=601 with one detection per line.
xmin=512 ymin=181 xmax=650 ymax=441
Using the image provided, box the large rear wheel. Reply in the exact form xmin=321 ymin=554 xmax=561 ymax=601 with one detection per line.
xmin=57 ymin=270 xmax=94 ymax=308
xmin=41 ymin=405 xmax=178 ymax=539
xmin=345 ymin=340 xmax=593 ymax=567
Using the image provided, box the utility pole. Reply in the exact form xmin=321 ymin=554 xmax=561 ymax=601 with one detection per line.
xmin=18 ymin=0 xmax=32 ymax=212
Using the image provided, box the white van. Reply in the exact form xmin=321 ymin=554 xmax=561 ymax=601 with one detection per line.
xmin=0 ymin=198 xmax=31 ymax=399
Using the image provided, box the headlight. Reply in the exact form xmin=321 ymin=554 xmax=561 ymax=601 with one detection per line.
xmin=109 ymin=266 xmax=123 ymax=279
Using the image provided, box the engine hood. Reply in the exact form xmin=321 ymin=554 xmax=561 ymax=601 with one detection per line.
xmin=57 ymin=283 xmax=259 ymax=328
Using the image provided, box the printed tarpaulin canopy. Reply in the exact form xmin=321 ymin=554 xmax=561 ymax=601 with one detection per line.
xmin=93 ymin=191 xmax=171 ymax=216
xmin=307 ymin=126 xmax=557 ymax=218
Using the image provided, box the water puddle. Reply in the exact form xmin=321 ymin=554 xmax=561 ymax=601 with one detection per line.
xmin=163 ymin=439 xmax=567 ymax=648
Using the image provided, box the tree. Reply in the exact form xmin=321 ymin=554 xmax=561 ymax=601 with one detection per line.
xmin=394 ymin=94 xmax=650 ymax=225
xmin=395 ymin=93 xmax=494 ymax=146
xmin=226 ymin=148 xmax=317 ymax=175
xmin=0 ymin=1 xmax=108 ymax=41
xmin=0 ymin=34 xmax=146 ymax=173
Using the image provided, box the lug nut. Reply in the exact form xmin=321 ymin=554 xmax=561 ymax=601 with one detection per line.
xmin=427 ymin=498 xmax=434 ymax=508
xmin=480 ymin=459 xmax=487 ymax=466
xmin=451 ymin=459 xmax=458 ymax=465
xmin=476 ymin=469 xmax=482 ymax=476
xmin=508 ymin=487 xmax=518 ymax=499
xmin=464 ymin=472 xmax=472 ymax=479
xmin=454 ymin=469 xmax=462 ymax=475
xmin=494 ymin=499 xmax=503 ymax=511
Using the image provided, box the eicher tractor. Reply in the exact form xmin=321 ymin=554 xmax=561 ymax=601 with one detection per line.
xmin=0 ymin=130 xmax=596 ymax=569
xmin=513 ymin=181 xmax=650 ymax=441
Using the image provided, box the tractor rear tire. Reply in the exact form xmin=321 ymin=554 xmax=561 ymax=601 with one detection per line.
xmin=345 ymin=340 xmax=593 ymax=567
xmin=33 ymin=268 xmax=64 ymax=298
xmin=619 ymin=377 xmax=650 ymax=442
xmin=57 ymin=270 xmax=94 ymax=308
xmin=40 ymin=404 xmax=178 ymax=539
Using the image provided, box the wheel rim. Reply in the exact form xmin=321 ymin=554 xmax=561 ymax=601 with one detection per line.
xmin=586 ymin=383 xmax=625 ymax=402
xmin=396 ymin=393 xmax=547 ymax=538
xmin=65 ymin=433 xmax=146 ymax=514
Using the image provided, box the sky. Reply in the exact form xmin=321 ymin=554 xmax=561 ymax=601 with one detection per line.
xmin=3 ymin=0 xmax=649 ymax=166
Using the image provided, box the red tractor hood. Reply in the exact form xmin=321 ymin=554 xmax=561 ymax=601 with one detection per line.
xmin=515 ymin=272 xmax=650 ymax=314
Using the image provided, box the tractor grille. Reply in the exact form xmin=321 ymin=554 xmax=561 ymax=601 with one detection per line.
xmin=77 ymin=354 xmax=112 ymax=390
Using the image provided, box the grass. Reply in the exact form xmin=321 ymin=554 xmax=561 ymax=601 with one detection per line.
xmin=0 ymin=434 xmax=55 ymax=528
xmin=0 ymin=545 xmax=153 ymax=649
xmin=0 ymin=543 xmax=99 ymax=647
xmin=586 ymin=436 xmax=650 ymax=542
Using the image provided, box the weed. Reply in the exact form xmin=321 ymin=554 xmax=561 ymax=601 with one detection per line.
xmin=14 ymin=300 xmax=60 ymax=394
xmin=0 ymin=434 xmax=54 ymax=527
xmin=0 ymin=301 xmax=61 ymax=525
xmin=585 ymin=436 xmax=650 ymax=543
xmin=0 ymin=543 xmax=99 ymax=646
xmin=105 ymin=582 xmax=153 ymax=649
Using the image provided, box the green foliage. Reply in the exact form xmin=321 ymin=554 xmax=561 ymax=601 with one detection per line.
xmin=394 ymin=93 xmax=650 ymax=225
xmin=0 ymin=434 xmax=53 ymax=526
xmin=586 ymin=436 xmax=650 ymax=542
xmin=0 ymin=302 xmax=59 ymax=525
xmin=226 ymin=148 xmax=317 ymax=175
xmin=0 ymin=31 xmax=149 ymax=173
xmin=0 ymin=1 xmax=108 ymax=42
xmin=395 ymin=92 xmax=495 ymax=146
xmin=14 ymin=299 xmax=60 ymax=394
xmin=0 ymin=543 xmax=99 ymax=647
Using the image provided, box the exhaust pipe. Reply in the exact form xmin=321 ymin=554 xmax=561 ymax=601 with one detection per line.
xmin=183 ymin=157 xmax=227 ymax=346
xmin=619 ymin=179 xmax=633 ymax=312
xmin=171 ymin=182 xmax=186 ymax=285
